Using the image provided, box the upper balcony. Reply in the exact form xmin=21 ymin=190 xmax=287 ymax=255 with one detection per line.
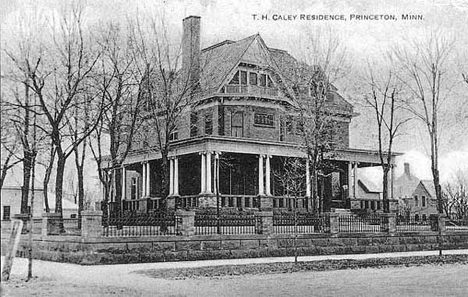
xmin=223 ymin=84 xmax=279 ymax=97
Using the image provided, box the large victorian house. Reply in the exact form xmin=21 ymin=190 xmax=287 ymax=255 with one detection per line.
xmin=105 ymin=16 xmax=399 ymax=214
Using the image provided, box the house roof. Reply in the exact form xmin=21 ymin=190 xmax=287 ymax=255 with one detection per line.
xmin=420 ymin=180 xmax=437 ymax=199
xmin=394 ymin=170 xmax=420 ymax=199
xmin=199 ymin=34 xmax=354 ymax=114
xmin=200 ymin=34 xmax=258 ymax=94
xmin=358 ymin=176 xmax=381 ymax=193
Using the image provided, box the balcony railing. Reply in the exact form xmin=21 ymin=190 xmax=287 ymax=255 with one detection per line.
xmin=224 ymin=85 xmax=278 ymax=97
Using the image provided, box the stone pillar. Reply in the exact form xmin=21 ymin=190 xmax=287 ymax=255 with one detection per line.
xmin=254 ymin=211 xmax=273 ymax=235
xmin=175 ymin=210 xmax=195 ymax=236
xmin=206 ymin=152 xmax=212 ymax=194
xmin=169 ymin=158 xmax=174 ymax=195
xmin=81 ymin=210 xmax=103 ymax=239
xmin=380 ymin=213 xmax=396 ymax=235
xmin=41 ymin=213 xmax=62 ymax=236
xmin=306 ymin=158 xmax=311 ymax=197
xmin=200 ymin=153 xmax=206 ymax=194
xmin=265 ymin=155 xmax=271 ymax=196
xmin=174 ymin=157 xmax=179 ymax=196
xmin=438 ymin=214 xmax=446 ymax=235
xmin=13 ymin=213 xmax=29 ymax=234
xmin=258 ymin=155 xmax=264 ymax=196
xmin=328 ymin=212 xmax=339 ymax=237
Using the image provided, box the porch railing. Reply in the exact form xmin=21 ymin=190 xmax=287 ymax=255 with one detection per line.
xmin=220 ymin=195 xmax=259 ymax=209
xmin=445 ymin=219 xmax=468 ymax=232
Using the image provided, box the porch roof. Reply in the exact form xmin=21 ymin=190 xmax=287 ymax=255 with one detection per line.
xmin=122 ymin=136 xmax=400 ymax=167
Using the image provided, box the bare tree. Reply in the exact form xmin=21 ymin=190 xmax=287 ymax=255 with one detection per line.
xmin=273 ymin=157 xmax=306 ymax=263
xmin=277 ymin=27 xmax=351 ymax=213
xmin=394 ymin=31 xmax=456 ymax=215
xmin=129 ymin=16 xmax=201 ymax=212
xmin=443 ymin=169 xmax=468 ymax=221
xmin=362 ymin=65 xmax=410 ymax=212
xmin=89 ymin=21 xmax=144 ymax=216
xmin=0 ymin=94 xmax=22 ymax=190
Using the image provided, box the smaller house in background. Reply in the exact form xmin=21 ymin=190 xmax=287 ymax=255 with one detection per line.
xmin=403 ymin=180 xmax=438 ymax=221
xmin=394 ymin=163 xmax=420 ymax=200
xmin=1 ymin=186 xmax=44 ymax=220
xmin=1 ymin=186 xmax=78 ymax=221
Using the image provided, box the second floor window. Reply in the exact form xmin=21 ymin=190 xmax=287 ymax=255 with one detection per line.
xmin=254 ymin=113 xmax=274 ymax=126
xmin=190 ymin=112 xmax=198 ymax=137
xmin=231 ymin=111 xmax=243 ymax=137
xmin=205 ymin=112 xmax=213 ymax=135
xmin=169 ymin=128 xmax=178 ymax=141
xmin=422 ymin=196 xmax=426 ymax=207
xmin=414 ymin=195 xmax=419 ymax=207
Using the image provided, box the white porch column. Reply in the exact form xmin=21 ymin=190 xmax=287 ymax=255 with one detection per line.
xmin=265 ymin=155 xmax=271 ymax=196
xmin=215 ymin=152 xmax=221 ymax=194
xmin=146 ymin=162 xmax=151 ymax=197
xmin=142 ymin=162 xmax=147 ymax=197
xmin=206 ymin=152 xmax=212 ymax=194
xmin=258 ymin=155 xmax=264 ymax=196
xmin=353 ymin=162 xmax=358 ymax=198
xmin=306 ymin=158 xmax=311 ymax=197
xmin=174 ymin=157 xmax=179 ymax=196
xmin=169 ymin=158 xmax=174 ymax=195
xmin=200 ymin=153 xmax=206 ymax=194
xmin=348 ymin=162 xmax=354 ymax=198
xmin=122 ymin=166 xmax=127 ymax=200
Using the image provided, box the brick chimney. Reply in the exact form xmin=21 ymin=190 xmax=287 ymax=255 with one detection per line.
xmin=404 ymin=163 xmax=411 ymax=176
xmin=182 ymin=16 xmax=201 ymax=87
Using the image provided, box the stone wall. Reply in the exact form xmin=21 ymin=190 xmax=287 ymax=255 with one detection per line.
xmin=6 ymin=232 xmax=468 ymax=265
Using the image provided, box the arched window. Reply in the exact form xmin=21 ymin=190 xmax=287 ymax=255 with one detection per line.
xmin=415 ymin=214 xmax=420 ymax=222
xmin=422 ymin=196 xmax=426 ymax=207
xmin=414 ymin=195 xmax=419 ymax=207
xmin=422 ymin=214 xmax=427 ymax=221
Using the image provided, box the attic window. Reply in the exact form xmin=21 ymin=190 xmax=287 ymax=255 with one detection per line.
xmin=229 ymin=72 xmax=239 ymax=84
xmin=260 ymin=74 xmax=266 ymax=87
xmin=240 ymin=71 xmax=248 ymax=85
xmin=267 ymin=76 xmax=274 ymax=88
xmin=249 ymin=72 xmax=258 ymax=85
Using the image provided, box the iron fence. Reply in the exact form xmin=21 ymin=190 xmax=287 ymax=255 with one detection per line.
xmin=102 ymin=212 xmax=177 ymax=237
xmin=445 ymin=219 xmax=468 ymax=232
xmin=338 ymin=214 xmax=382 ymax=233
xmin=273 ymin=213 xmax=329 ymax=234
xmin=396 ymin=215 xmax=434 ymax=232
xmin=194 ymin=212 xmax=256 ymax=235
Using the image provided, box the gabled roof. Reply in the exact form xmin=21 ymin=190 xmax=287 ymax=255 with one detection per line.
xmin=198 ymin=33 xmax=354 ymax=114
xmin=419 ymin=180 xmax=437 ymax=199
xmin=200 ymin=34 xmax=257 ymax=94
xmin=394 ymin=170 xmax=420 ymax=198
xmin=358 ymin=176 xmax=381 ymax=193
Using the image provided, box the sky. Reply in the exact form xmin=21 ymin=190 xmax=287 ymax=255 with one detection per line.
xmin=1 ymin=0 xmax=467 ymax=188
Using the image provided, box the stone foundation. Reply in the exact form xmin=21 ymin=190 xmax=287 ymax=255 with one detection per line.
xmin=5 ymin=232 xmax=468 ymax=265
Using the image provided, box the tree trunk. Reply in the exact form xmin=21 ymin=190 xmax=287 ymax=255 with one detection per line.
xmin=21 ymin=151 xmax=32 ymax=214
xmin=43 ymin=147 xmax=55 ymax=213
xmin=382 ymin=168 xmax=390 ymax=213
xmin=54 ymin=153 xmax=66 ymax=218
xmin=77 ymin=165 xmax=84 ymax=228
xmin=113 ymin=167 xmax=123 ymax=216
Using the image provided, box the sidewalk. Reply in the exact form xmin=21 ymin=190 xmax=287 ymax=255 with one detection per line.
xmin=2 ymin=249 xmax=468 ymax=281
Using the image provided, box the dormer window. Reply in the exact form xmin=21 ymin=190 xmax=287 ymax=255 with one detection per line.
xmin=260 ymin=74 xmax=266 ymax=87
xmin=240 ymin=71 xmax=248 ymax=85
xmin=249 ymin=72 xmax=258 ymax=85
